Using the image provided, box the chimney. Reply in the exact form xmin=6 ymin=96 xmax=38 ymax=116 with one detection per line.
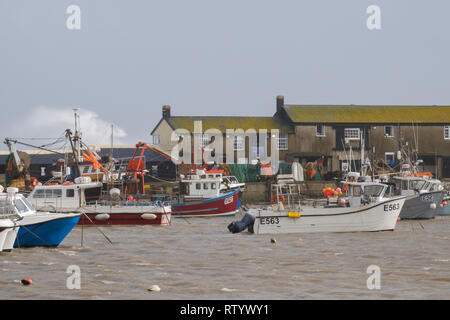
xmin=276 ymin=95 xmax=284 ymax=113
xmin=162 ymin=105 xmax=171 ymax=118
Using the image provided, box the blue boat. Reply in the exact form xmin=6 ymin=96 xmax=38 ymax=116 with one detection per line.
xmin=10 ymin=193 xmax=80 ymax=248
xmin=14 ymin=213 xmax=80 ymax=247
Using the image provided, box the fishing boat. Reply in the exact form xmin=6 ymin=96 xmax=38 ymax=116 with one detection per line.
xmin=389 ymin=176 xmax=444 ymax=219
xmin=172 ymin=169 xmax=242 ymax=217
xmin=27 ymin=178 xmax=171 ymax=226
xmin=229 ymin=181 xmax=406 ymax=234
xmin=0 ymin=187 xmax=20 ymax=252
xmin=1 ymin=187 xmax=80 ymax=248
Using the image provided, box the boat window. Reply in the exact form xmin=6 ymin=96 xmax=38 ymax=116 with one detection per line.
xmin=423 ymin=182 xmax=430 ymax=190
xmin=15 ymin=199 xmax=29 ymax=213
xmin=352 ymin=185 xmax=362 ymax=196
xmin=83 ymin=166 xmax=90 ymax=174
xmin=66 ymin=189 xmax=75 ymax=198
xmin=22 ymin=197 xmax=35 ymax=211
xmin=33 ymin=189 xmax=45 ymax=198
xmin=415 ymin=181 xmax=426 ymax=190
xmin=216 ymin=174 xmax=221 ymax=178
xmin=196 ymin=183 xmax=201 ymax=190
xmin=211 ymin=183 xmax=216 ymax=190
xmin=402 ymin=180 xmax=408 ymax=190
xmin=363 ymin=185 xmax=384 ymax=197
xmin=393 ymin=179 xmax=401 ymax=192
xmin=44 ymin=189 xmax=53 ymax=198
xmin=203 ymin=183 xmax=209 ymax=190
xmin=429 ymin=183 xmax=438 ymax=191
xmin=409 ymin=180 xmax=419 ymax=190
xmin=53 ymin=189 xmax=62 ymax=198
xmin=208 ymin=175 xmax=214 ymax=178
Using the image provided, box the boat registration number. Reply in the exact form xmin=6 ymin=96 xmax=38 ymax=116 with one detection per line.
xmin=420 ymin=194 xmax=433 ymax=202
xmin=260 ymin=217 xmax=280 ymax=225
xmin=384 ymin=203 xmax=400 ymax=211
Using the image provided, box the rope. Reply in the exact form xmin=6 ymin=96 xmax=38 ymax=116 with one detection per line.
xmin=79 ymin=209 xmax=113 ymax=244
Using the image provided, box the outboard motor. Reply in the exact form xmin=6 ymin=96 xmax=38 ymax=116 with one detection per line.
xmin=228 ymin=210 xmax=256 ymax=234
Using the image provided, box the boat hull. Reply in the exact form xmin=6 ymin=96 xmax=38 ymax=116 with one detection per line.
xmin=14 ymin=213 xmax=80 ymax=247
xmin=0 ymin=225 xmax=19 ymax=252
xmin=172 ymin=189 xmax=240 ymax=218
xmin=252 ymin=196 xmax=406 ymax=234
xmin=435 ymin=204 xmax=450 ymax=215
xmin=399 ymin=191 xmax=444 ymax=219
xmin=77 ymin=205 xmax=171 ymax=226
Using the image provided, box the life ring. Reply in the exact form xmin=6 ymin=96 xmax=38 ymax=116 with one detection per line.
xmin=271 ymin=194 xmax=286 ymax=205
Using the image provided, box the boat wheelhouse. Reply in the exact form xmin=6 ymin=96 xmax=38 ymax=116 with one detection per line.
xmin=389 ymin=176 xmax=444 ymax=219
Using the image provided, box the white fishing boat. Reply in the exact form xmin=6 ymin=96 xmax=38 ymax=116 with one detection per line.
xmin=27 ymin=178 xmax=171 ymax=226
xmin=229 ymin=181 xmax=406 ymax=234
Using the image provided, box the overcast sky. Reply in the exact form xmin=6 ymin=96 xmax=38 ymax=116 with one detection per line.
xmin=0 ymin=0 xmax=449 ymax=150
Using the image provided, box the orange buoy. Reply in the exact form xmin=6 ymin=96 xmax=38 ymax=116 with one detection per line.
xmin=271 ymin=194 xmax=286 ymax=205
xmin=21 ymin=278 xmax=33 ymax=285
xmin=397 ymin=217 xmax=401 ymax=221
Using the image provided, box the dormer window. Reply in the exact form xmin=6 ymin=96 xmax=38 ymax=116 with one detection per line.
xmin=445 ymin=126 xmax=450 ymax=140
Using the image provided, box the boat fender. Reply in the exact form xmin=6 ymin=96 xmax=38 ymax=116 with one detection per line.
xmin=227 ymin=211 xmax=255 ymax=234
xmin=430 ymin=203 xmax=436 ymax=210
xmin=141 ymin=213 xmax=157 ymax=220
xmin=21 ymin=278 xmax=33 ymax=285
xmin=95 ymin=213 xmax=110 ymax=221
xmin=288 ymin=211 xmax=301 ymax=218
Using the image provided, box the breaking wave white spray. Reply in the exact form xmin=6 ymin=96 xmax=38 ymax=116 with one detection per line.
xmin=22 ymin=106 xmax=128 ymax=146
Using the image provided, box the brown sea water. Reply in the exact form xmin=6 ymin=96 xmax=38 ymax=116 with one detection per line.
xmin=1 ymin=212 xmax=449 ymax=300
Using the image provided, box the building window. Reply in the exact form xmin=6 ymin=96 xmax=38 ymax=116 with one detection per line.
xmin=201 ymin=135 xmax=210 ymax=148
xmin=316 ymin=125 xmax=325 ymax=137
xmin=234 ymin=136 xmax=244 ymax=151
xmin=384 ymin=126 xmax=394 ymax=137
xmin=277 ymin=133 xmax=289 ymax=150
xmin=344 ymin=128 xmax=360 ymax=140
xmin=445 ymin=126 xmax=450 ymax=140
xmin=385 ymin=152 xmax=395 ymax=166
xmin=152 ymin=135 xmax=160 ymax=145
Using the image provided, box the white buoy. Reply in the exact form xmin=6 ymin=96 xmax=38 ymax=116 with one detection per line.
xmin=95 ymin=213 xmax=110 ymax=221
xmin=141 ymin=213 xmax=157 ymax=220
xmin=109 ymin=188 xmax=121 ymax=200
xmin=147 ymin=285 xmax=161 ymax=292
xmin=430 ymin=203 xmax=437 ymax=210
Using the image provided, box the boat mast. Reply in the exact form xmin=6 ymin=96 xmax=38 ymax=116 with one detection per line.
xmin=73 ymin=108 xmax=82 ymax=163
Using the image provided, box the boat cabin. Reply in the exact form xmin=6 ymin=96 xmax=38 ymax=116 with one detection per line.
xmin=0 ymin=189 xmax=35 ymax=218
xmin=180 ymin=169 xmax=244 ymax=200
xmin=346 ymin=182 xmax=388 ymax=207
xmin=391 ymin=176 xmax=443 ymax=197
xmin=27 ymin=181 xmax=102 ymax=212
